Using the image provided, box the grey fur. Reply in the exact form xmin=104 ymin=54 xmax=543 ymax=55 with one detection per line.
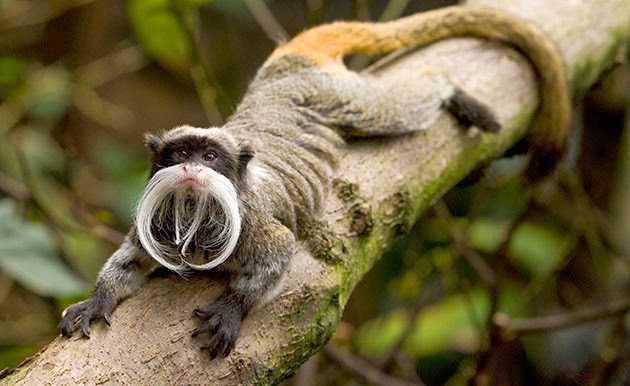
xmin=59 ymin=53 xmax=498 ymax=356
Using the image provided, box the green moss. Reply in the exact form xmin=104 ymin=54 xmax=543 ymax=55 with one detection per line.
xmin=266 ymin=285 xmax=341 ymax=386
xmin=303 ymin=221 xmax=346 ymax=265
xmin=572 ymin=58 xmax=601 ymax=100
xmin=571 ymin=26 xmax=629 ymax=99
xmin=0 ymin=360 xmax=31 ymax=385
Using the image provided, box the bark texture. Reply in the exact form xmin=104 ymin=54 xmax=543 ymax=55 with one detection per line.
xmin=2 ymin=0 xmax=628 ymax=384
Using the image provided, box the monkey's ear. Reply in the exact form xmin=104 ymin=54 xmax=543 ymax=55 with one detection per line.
xmin=144 ymin=133 xmax=163 ymax=154
xmin=237 ymin=144 xmax=255 ymax=176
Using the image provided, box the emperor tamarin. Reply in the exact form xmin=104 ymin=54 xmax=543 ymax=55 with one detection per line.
xmin=59 ymin=6 xmax=570 ymax=358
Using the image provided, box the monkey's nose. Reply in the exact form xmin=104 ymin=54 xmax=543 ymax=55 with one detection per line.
xmin=182 ymin=164 xmax=204 ymax=174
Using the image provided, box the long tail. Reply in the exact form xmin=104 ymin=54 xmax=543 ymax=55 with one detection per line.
xmin=272 ymin=6 xmax=571 ymax=179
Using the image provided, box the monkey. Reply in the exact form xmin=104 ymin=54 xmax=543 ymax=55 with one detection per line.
xmin=59 ymin=6 xmax=570 ymax=358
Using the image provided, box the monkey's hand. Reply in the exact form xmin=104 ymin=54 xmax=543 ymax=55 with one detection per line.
xmin=190 ymin=216 xmax=294 ymax=358
xmin=191 ymin=295 xmax=245 ymax=358
xmin=59 ymin=291 xmax=116 ymax=338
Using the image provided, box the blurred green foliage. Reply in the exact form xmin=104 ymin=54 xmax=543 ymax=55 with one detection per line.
xmin=0 ymin=200 xmax=86 ymax=297
xmin=127 ymin=0 xmax=195 ymax=72
xmin=0 ymin=0 xmax=627 ymax=385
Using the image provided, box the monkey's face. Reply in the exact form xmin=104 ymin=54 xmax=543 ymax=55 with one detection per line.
xmin=134 ymin=126 xmax=254 ymax=273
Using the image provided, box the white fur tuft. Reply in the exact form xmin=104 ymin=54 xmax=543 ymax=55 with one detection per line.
xmin=134 ymin=164 xmax=241 ymax=272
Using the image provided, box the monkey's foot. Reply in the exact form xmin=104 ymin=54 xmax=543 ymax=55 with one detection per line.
xmin=192 ymin=301 xmax=243 ymax=359
xmin=58 ymin=297 xmax=114 ymax=338
xmin=443 ymin=88 xmax=500 ymax=133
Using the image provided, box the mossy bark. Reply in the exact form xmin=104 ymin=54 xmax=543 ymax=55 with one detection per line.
xmin=2 ymin=0 xmax=628 ymax=384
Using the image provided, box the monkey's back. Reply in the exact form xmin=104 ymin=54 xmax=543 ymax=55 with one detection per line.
xmin=225 ymin=56 xmax=346 ymax=235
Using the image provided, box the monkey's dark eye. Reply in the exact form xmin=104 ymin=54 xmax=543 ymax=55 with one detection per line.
xmin=175 ymin=148 xmax=190 ymax=158
xmin=203 ymin=151 xmax=217 ymax=162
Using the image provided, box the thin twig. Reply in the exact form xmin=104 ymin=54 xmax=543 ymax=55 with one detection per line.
xmin=0 ymin=171 xmax=30 ymax=201
xmin=243 ymin=0 xmax=289 ymax=42
xmin=72 ymin=204 xmax=125 ymax=245
xmin=11 ymin=140 xmax=91 ymax=279
xmin=375 ymin=302 xmax=425 ymax=382
xmin=532 ymin=172 xmax=628 ymax=262
xmin=485 ymin=197 xmax=532 ymax=329
xmin=432 ymin=199 xmax=496 ymax=348
xmin=324 ymin=344 xmax=426 ymax=386
xmin=73 ymin=85 xmax=135 ymax=131
xmin=379 ymin=0 xmax=411 ymax=21
xmin=351 ymin=0 xmax=372 ymax=21
xmin=473 ymin=196 xmax=533 ymax=383
xmin=495 ymin=297 xmax=630 ymax=339
xmin=0 ymin=52 xmax=130 ymax=245
xmin=72 ymin=44 xmax=148 ymax=130
xmin=0 ymin=271 xmax=14 ymax=305
xmin=305 ymin=0 xmax=332 ymax=26
xmin=170 ymin=2 xmax=223 ymax=125
xmin=432 ymin=199 xmax=496 ymax=288
xmin=562 ymin=170 xmax=609 ymax=267
xmin=77 ymin=43 xmax=147 ymax=87
xmin=0 ymin=0 xmax=95 ymax=30
xmin=7 ymin=135 xmax=124 ymax=246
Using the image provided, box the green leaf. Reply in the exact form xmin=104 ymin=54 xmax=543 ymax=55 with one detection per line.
xmin=403 ymin=290 xmax=489 ymax=356
xmin=509 ymin=222 xmax=575 ymax=277
xmin=127 ymin=0 xmax=192 ymax=73
xmin=0 ymin=345 xmax=41 ymax=369
xmin=92 ymin=140 xmax=149 ymax=222
xmin=467 ymin=218 xmax=575 ymax=277
xmin=0 ymin=199 xmax=87 ymax=297
xmin=353 ymin=309 xmax=410 ymax=358
xmin=19 ymin=126 xmax=65 ymax=174
xmin=62 ymin=231 xmax=110 ymax=280
xmin=354 ymin=291 xmax=489 ymax=359
xmin=0 ymin=55 xmax=26 ymax=97
xmin=354 ymin=285 xmax=530 ymax=360
xmin=12 ymin=128 xmax=79 ymax=230
xmin=20 ymin=65 xmax=73 ymax=122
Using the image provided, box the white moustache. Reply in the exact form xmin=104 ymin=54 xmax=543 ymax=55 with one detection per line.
xmin=134 ymin=164 xmax=241 ymax=272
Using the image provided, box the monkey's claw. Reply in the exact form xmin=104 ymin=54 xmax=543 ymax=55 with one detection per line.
xmin=193 ymin=308 xmax=210 ymax=319
xmin=59 ymin=298 xmax=113 ymax=338
xmin=192 ymin=303 xmax=243 ymax=358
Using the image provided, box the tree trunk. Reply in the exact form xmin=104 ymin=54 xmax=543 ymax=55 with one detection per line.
xmin=2 ymin=0 xmax=628 ymax=384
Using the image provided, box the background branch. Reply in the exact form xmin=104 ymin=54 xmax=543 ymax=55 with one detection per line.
xmin=324 ymin=344 xmax=425 ymax=386
xmin=495 ymin=297 xmax=630 ymax=338
xmin=243 ymin=0 xmax=289 ymax=42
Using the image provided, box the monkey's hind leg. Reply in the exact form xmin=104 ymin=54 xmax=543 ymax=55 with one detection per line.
xmin=308 ymin=68 xmax=500 ymax=138
xmin=443 ymin=88 xmax=500 ymax=133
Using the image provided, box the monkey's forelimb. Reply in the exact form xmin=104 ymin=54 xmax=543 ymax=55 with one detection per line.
xmin=191 ymin=212 xmax=295 ymax=358
xmin=59 ymin=231 xmax=158 ymax=337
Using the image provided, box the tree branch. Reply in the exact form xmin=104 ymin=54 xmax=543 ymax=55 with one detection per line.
xmin=243 ymin=0 xmax=289 ymax=42
xmin=2 ymin=0 xmax=628 ymax=385
xmin=324 ymin=344 xmax=425 ymax=386
xmin=494 ymin=297 xmax=630 ymax=339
